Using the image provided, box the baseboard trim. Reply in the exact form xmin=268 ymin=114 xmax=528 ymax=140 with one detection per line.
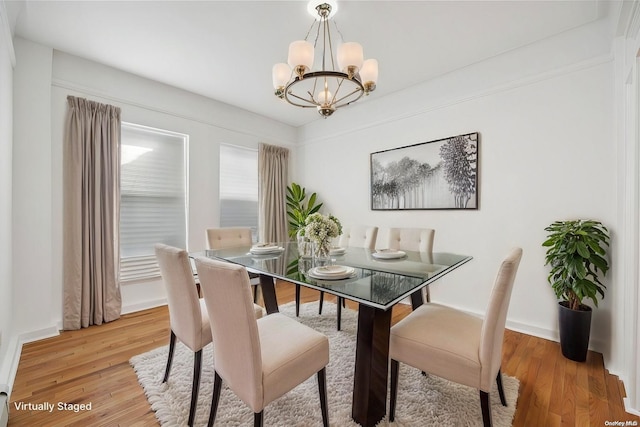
xmin=0 ymin=388 xmax=7 ymax=427
xmin=403 ymin=301 xmax=611 ymax=356
xmin=121 ymin=298 xmax=167 ymax=315
xmin=505 ymin=318 xmax=559 ymax=343
xmin=19 ymin=326 xmax=59 ymax=345
xmin=0 ymin=325 xmax=59 ymax=398
xmin=0 ymin=336 xmax=20 ymax=398
xmin=623 ymin=397 xmax=640 ymax=416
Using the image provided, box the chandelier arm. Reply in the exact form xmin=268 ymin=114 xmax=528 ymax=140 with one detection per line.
xmin=306 ymin=90 xmax=317 ymax=103
xmin=311 ymin=72 xmax=319 ymax=99
xmin=330 ymin=74 xmax=345 ymax=104
xmin=288 ymin=91 xmax=319 ymax=106
xmin=332 ymin=87 xmax=364 ymax=107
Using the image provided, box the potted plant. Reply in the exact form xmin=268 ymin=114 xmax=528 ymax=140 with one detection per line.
xmin=286 ymin=182 xmax=323 ymax=238
xmin=286 ymin=182 xmax=323 ymax=257
xmin=542 ymin=219 xmax=610 ymax=362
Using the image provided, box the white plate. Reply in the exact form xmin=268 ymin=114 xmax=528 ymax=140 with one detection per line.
xmin=250 ymin=249 xmax=282 ymax=254
xmin=252 ymin=243 xmax=277 ymax=249
xmin=250 ymin=245 xmax=283 ymax=254
xmin=372 ymin=250 xmax=406 ymax=259
xmin=329 ymin=246 xmax=346 ymax=255
xmin=308 ymin=265 xmax=355 ymax=280
xmin=315 ymin=265 xmax=351 ymax=275
xmin=250 ymin=253 xmax=282 ymax=259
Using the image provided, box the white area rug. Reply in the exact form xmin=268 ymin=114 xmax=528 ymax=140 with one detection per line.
xmin=130 ymin=301 xmax=519 ymax=426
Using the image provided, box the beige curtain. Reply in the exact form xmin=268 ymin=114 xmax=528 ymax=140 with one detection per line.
xmin=258 ymin=143 xmax=289 ymax=243
xmin=63 ymin=96 xmax=122 ymax=330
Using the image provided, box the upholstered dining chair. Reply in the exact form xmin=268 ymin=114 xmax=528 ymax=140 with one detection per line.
xmin=387 ymin=227 xmax=435 ymax=253
xmin=389 ymin=247 xmax=523 ymax=427
xmin=387 ymin=227 xmax=435 ymax=302
xmin=195 ymin=257 xmax=330 ymax=427
xmin=316 ymin=225 xmax=379 ymax=330
xmin=338 ymin=225 xmax=379 ymax=250
xmin=155 ymin=244 xmax=263 ymax=427
xmin=206 ymin=227 xmax=260 ymax=302
xmin=206 ymin=227 xmax=253 ymax=249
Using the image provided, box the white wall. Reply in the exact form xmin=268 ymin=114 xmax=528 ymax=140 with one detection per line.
xmin=297 ymin=20 xmax=617 ymax=358
xmin=612 ymin=0 xmax=640 ymax=414
xmin=13 ymin=40 xmax=297 ymax=334
xmin=0 ymin=1 xmax=15 ymax=391
xmin=299 ymin=61 xmax=615 ymax=349
xmin=12 ymin=38 xmax=55 ymax=338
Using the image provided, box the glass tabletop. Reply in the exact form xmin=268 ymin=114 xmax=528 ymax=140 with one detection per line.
xmin=191 ymin=242 xmax=472 ymax=310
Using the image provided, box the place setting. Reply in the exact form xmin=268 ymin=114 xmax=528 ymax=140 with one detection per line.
xmin=371 ymin=248 xmax=407 ymax=260
xmin=248 ymin=243 xmax=285 ymax=257
xmin=307 ymin=264 xmax=356 ymax=281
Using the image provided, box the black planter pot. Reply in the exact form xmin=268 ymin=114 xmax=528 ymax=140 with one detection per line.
xmin=558 ymin=301 xmax=592 ymax=362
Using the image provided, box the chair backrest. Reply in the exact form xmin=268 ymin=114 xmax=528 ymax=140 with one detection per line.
xmin=338 ymin=225 xmax=378 ymax=250
xmin=154 ymin=244 xmax=203 ymax=351
xmin=388 ymin=227 xmax=435 ymax=253
xmin=479 ymin=247 xmax=523 ymax=390
xmin=194 ymin=256 xmax=264 ymax=410
xmin=206 ymin=227 xmax=253 ymax=250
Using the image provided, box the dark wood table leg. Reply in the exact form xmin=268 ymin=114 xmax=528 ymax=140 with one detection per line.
xmin=410 ymin=288 xmax=425 ymax=310
xmin=352 ymin=305 xmax=392 ymax=427
xmin=259 ymin=274 xmax=279 ymax=314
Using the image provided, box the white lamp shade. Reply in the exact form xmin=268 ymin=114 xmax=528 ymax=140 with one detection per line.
xmin=337 ymin=42 xmax=364 ymax=72
xmin=288 ymin=40 xmax=314 ymax=70
xmin=272 ymin=63 xmax=291 ymax=88
xmin=317 ymin=88 xmax=332 ymax=105
xmin=360 ymin=59 xmax=379 ymax=84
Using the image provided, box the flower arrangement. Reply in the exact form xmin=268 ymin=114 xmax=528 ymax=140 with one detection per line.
xmin=304 ymin=213 xmax=342 ymax=258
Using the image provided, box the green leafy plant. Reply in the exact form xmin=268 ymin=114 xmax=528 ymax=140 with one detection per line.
xmin=542 ymin=220 xmax=610 ymax=311
xmin=286 ymin=182 xmax=323 ymax=239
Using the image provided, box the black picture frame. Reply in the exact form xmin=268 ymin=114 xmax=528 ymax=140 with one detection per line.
xmin=370 ymin=132 xmax=479 ymax=210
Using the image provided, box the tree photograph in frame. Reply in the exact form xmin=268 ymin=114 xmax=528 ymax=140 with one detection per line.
xmin=371 ymin=132 xmax=479 ymax=210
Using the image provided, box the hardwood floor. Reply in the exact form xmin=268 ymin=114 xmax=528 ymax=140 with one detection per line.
xmin=8 ymin=282 xmax=640 ymax=426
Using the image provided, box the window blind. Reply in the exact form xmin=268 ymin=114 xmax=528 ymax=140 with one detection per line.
xmin=219 ymin=144 xmax=258 ymax=240
xmin=120 ymin=123 xmax=188 ymax=282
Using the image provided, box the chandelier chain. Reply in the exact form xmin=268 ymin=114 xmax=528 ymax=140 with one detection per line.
xmin=332 ymin=18 xmax=346 ymax=44
xmin=303 ymin=19 xmax=316 ymax=42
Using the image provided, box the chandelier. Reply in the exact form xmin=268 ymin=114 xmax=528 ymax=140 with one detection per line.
xmin=272 ymin=0 xmax=378 ymax=118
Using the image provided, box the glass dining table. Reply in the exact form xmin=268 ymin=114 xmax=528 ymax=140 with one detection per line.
xmin=192 ymin=242 xmax=472 ymax=427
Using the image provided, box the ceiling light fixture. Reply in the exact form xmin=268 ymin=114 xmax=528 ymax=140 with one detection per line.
xmin=272 ymin=0 xmax=378 ymax=118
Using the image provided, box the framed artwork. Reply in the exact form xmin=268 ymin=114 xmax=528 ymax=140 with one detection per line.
xmin=370 ymin=132 xmax=479 ymax=210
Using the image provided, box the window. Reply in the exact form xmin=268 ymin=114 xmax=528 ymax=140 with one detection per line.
xmin=219 ymin=144 xmax=258 ymax=240
xmin=120 ymin=123 xmax=188 ymax=282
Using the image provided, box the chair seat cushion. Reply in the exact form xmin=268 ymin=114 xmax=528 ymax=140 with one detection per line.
xmin=390 ymin=303 xmax=483 ymax=389
xmin=258 ymin=313 xmax=329 ymax=407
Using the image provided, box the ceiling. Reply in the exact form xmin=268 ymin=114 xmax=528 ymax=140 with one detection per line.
xmin=7 ymin=0 xmax=606 ymax=127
